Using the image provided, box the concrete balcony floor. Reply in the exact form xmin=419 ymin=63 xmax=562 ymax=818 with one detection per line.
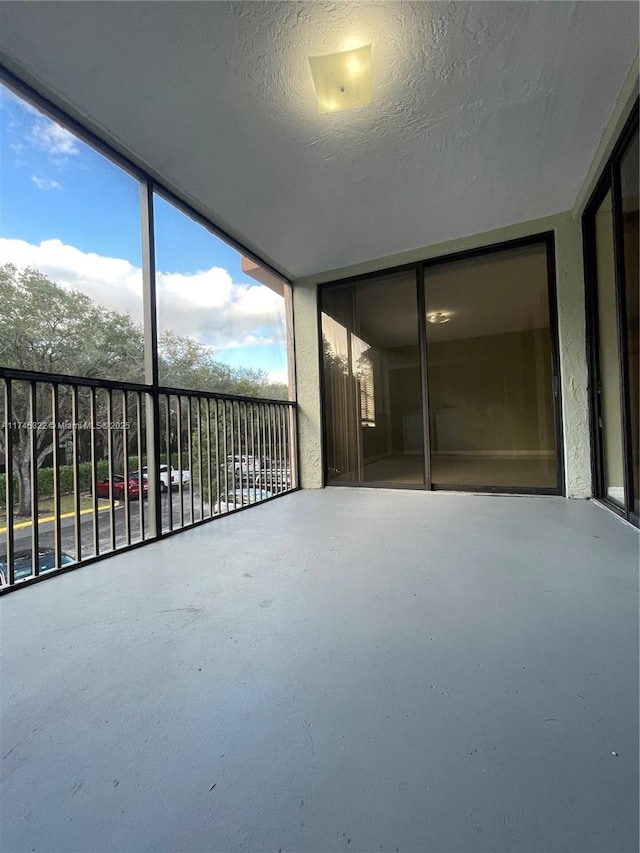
xmin=1 ymin=488 xmax=638 ymax=853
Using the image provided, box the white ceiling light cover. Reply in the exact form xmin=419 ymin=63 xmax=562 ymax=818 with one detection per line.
xmin=309 ymin=44 xmax=372 ymax=114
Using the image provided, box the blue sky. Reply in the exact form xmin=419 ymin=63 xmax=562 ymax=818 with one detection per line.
xmin=0 ymin=82 xmax=288 ymax=383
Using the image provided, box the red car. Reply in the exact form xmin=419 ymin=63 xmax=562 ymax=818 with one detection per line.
xmin=95 ymin=474 xmax=148 ymax=500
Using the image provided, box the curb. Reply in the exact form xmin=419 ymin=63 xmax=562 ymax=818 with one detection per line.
xmin=0 ymin=500 xmax=120 ymax=534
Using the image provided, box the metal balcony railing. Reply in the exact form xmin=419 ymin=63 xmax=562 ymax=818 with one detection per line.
xmin=0 ymin=368 xmax=297 ymax=591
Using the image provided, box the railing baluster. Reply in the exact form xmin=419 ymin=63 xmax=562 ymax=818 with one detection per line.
xmin=235 ymin=401 xmax=242 ymax=498
xmin=205 ymin=399 xmax=212 ymax=519
xmin=282 ymin=408 xmax=291 ymax=492
xmin=254 ymin=401 xmax=261 ymax=495
xmin=274 ymin=404 xmax=281 ymax=495
xmin=176 ymin=396 xmax=184 ymax=527
xmin=197 ymin=398 xmax=204 ymax=521
xmin=277 ymin=404 xmax=284 ymax=495
xmin=90 ymin=387 xmax=99 ymax=556
xmin=276 ymin=403 xmax=281 ymax=494
xmin=259 ymin=403 xmax=266 ymax=495
xmin=267 ymin=404 xmax=274 ymax=495
xmin=289 ymin=402 xmax=298 ymax=490
xmin=272 ymin=404 xmax=278 ymax=493
xmin=106 ymin=390 xmax=116 ymax=552
xmin=4 ymin=380 xmax=15 ymax=586
xmin=136 ymin=392 xmax=145 ymax=542
xmin=281 ymin=404 xmax=289 ymax=492
xmin=249 ymin=403 xmax=256 ymax=501
xmin=29 ymin=381 xmax=39 ymax=577
xmin=164 ymin=394 xmax=173 ymax=532
xmin=273 ymin=404 xmax=278 ymax=495
xmin=187 ymin=396 xmax=195 ymax=524
xmin=228 ymin=400 xmax=235 ymax=509
xmin=241 ymin=401 xmax=248 ymax=500
xmin=282 ymin=405 xmax=288 ymax=492
xmin=278 ymin=405 xmax=285 ymax=493
xmin=213 ymin=399 xmax=221 ymax=515
xmin=51 ymin=384 xmax=62 ymax=569
xmin=71 ymin=386 xmax=81 ymax=562
xmin=122 ymin=390 xmax=131 ymax=547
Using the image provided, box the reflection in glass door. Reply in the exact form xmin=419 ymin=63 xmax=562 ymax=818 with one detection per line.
xmin=424 ymin=242 xmax=559 ymax=491
xmin=321 ymin=271 xmax=426 ymax=486
xmin=620 ymin=127 xmax=639 ymax=517
xmin=593 ymin=191 xmax=626 ymax=507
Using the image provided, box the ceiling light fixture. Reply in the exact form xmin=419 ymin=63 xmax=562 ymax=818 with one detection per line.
xmin=309 ymin=45 xmax=372 ymax=114
xmin=427 ymin=312 xmax=452 ymax=324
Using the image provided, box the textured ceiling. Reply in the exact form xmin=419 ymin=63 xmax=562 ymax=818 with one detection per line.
xmin=0 ymin=1 xmax=638 ymax=280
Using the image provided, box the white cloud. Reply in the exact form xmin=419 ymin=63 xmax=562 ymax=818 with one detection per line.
xmin=31 ymin=176 xmax=63 ymax=191
xmin=29 ymin=117 xmax=79 ymax=157
xmin=1 ymin=83 xmax=81 ymax=174
xmin=0 ymin=237 xmax=143 ymax=321
xmin=0 ymin=237 xmax=287 ymax=358
xmin=267 ymin=367 xmax=289 ymax=385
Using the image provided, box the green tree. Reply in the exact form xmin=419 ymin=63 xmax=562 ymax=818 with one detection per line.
xmin=158 ymin=329 xmax=287 ymax=399
xmin=0 ymin=264 xmax=144 ymax=515
xmin=0 ymin=264 xmax=144 ymax=380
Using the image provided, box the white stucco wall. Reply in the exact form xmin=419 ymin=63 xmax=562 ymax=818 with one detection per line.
xmin=553 ymin=214 xmax=591 ymax=498
xmin=291 ymin=278 xmax=323 ymax=489
xmin=293 ymin=212 xmax=592 ymax=497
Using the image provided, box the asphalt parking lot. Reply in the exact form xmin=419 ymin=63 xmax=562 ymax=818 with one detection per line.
xmin=10 ymin=487 xmax=199 ymax=564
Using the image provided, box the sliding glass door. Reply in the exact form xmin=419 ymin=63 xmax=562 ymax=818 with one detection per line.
xmin=321 ymin=271 xmax=426 ymax=487
xmin=424 ymin=241 xmax=560 ymax=491
xmin=320 ymin=236 xmax=563 ymax=494
xmin=585 ymin=104 xmax=639 ymax=525
xmin=620 ymin=127 xmax=639 ymax=518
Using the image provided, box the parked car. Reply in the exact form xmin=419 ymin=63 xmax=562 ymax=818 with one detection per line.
xmin=96 ymin=473 xmax=148 ymax=500
xmin=214 ymin=488 xmax=272 ymax=514
xmin=141 ymin=465 xmax=188 ymax=492
xmin=225 ymin=455 xmax=290 ymax=488
xmin=254 ymin=462 xmax=291 ymax=490
xmin=0 ymin=548 xmax=75 ymax=586
xmin=225 ymin=455 xmax=260 ymax=480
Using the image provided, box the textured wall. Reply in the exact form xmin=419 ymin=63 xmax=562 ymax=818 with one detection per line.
xmin=293 ymin=212 xmax=592 ymax=497
xmin=292 ymin=280 xmax=324 ymax=489
xmin=553 ymin=214 xmax=591 ymax=498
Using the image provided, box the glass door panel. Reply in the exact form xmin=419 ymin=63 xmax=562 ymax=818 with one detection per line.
xmin=321 ymin=272 xmax=425 ymax=486
xmin=424 ymin=243 xmax=558 ymax=490
xmin=594 ymin=191 xmax=626 ymax=508
xmin=620 ymin=128 xmax=639 ymax=516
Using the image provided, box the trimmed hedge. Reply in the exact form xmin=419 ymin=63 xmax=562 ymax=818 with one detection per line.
xmin=1 ymin=453 xmax=189 ymax=505
xmin=1 ymin=457 xmax=135 ymax=504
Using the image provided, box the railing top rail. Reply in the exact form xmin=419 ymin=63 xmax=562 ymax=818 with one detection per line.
xmin=0 ymin=367 xmax=297 ymax=408
xmin=157 ymin=386 xmax=296 ymax=407
xmin=0 ymin=366 xmax=150 ymax=393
